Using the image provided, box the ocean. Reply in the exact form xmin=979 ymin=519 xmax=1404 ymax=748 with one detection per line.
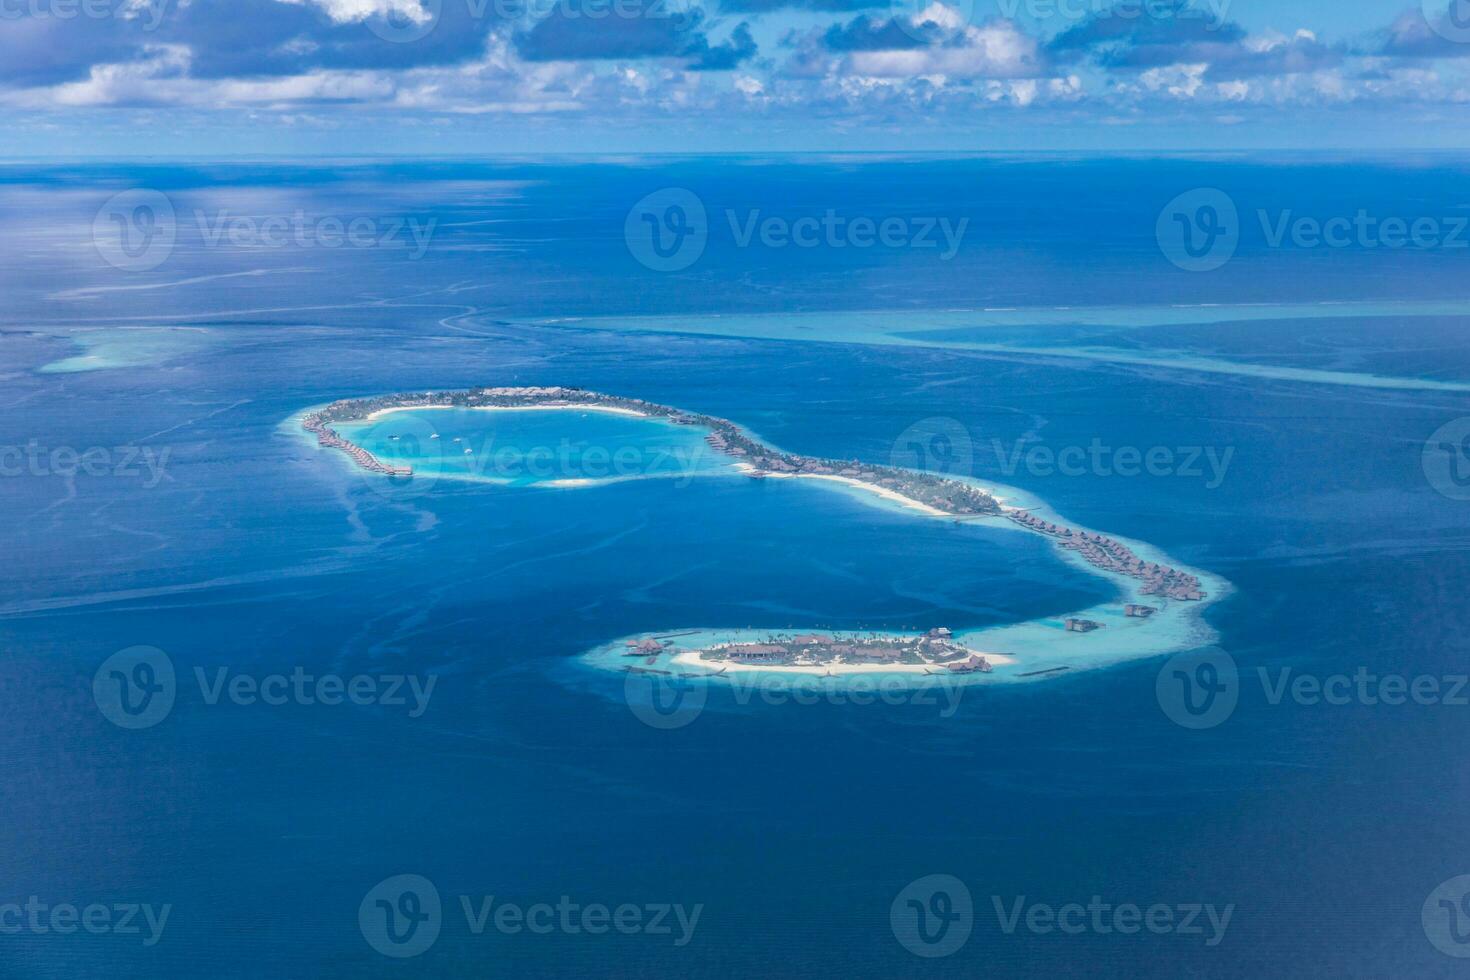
xmin=1 ymin=155 xmax=1468 ymax=977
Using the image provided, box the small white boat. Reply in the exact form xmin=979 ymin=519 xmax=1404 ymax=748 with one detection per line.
xmin=430 ymin=434 xmax=440 ymax=440
xmin=464 ymin=448 xmax=473 ymax=454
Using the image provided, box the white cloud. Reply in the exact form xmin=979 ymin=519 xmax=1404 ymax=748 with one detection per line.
xmin=846 ymin=20 xmax=1041 ymax=80
xmin=1217 ymin=80 xmax=1248 ymax=100
xmin=1139 ymin=63 xmax=1207 ymax=99
xmin=280 ymin=0 xmax=434 ymax=24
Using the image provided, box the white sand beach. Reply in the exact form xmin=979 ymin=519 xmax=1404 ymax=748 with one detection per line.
xmin=470 ymin=404 xmax=653 ymax=418
xmin=739 ymin=466 xmax=953 ymax=517
xmin=669 ymin=646 xmax=1015 ymax=675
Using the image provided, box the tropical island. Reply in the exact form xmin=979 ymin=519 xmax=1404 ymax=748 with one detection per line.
xmin=302 ymin=385 xmax=1206 ymax=604
xmin=623 ymin=628 xmax=1000 ymax=674
xmin=303 ymin=385 xmax=1005 ymax=515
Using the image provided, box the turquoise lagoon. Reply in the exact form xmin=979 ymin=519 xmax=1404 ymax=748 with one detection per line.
xmin=331 ymin=405 xmax=741 ymax=487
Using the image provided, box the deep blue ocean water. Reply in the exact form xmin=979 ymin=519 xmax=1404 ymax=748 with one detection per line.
xmin=2 ymin=156 xmax=1469 ymax=977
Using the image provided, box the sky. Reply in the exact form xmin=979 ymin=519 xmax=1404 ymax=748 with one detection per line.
xmin=3 ymin=0 xmax=1470 ymax=153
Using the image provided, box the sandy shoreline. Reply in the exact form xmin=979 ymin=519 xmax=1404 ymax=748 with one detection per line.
xmin=364 ymin=403 xmax=652 ymax=421
xmin=743 ymin=466 xmax=963 ymax=518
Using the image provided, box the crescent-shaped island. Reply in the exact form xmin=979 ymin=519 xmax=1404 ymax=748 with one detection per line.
xmin=300 ymin=386 xmax=1226 ymax=685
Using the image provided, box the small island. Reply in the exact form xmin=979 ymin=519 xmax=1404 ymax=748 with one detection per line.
xmin=625 ymin=628 xmax=999 ymax=674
